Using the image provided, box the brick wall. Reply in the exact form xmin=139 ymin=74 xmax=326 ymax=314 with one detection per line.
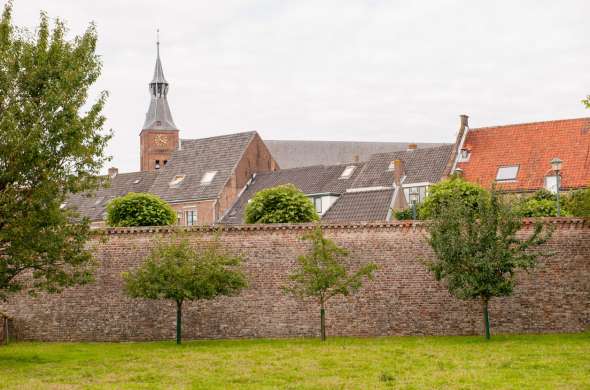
xmin=1 ymin=219 xmax=588 ymax=342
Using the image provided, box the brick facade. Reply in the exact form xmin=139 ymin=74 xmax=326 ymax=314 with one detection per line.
xmin=139 ymin=129 xmax=179 ymax=172
xmin=1 ymin=219 xmax=588 ymax=341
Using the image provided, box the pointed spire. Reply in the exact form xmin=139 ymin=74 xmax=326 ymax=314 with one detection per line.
xmin=151 ymin=30 xmax=167 ymax=84
xmin=142 ymin=32 xmax=178 ymax=131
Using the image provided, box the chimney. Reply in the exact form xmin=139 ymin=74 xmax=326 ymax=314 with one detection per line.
xmin=353 ymin=154 xmax=360 ymax=163
xmin=460 ymin=114 xmax=469 ymax=130
xmin=108 ymin=167 xmax=118 ymax=178
xmin=407 ymin=143 xmax=417 ymax=151
xmin=392 ymin=159 xmax=405 ymax=186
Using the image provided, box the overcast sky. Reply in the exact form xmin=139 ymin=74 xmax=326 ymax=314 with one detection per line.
xmin=9 ymin=0 xmax=590 ymax=173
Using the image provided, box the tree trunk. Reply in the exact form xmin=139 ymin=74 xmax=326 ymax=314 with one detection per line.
xmin=320 ymin=300 xmax=326 ymax=342
xmin=176 ymin=300 xmax=183 ymax=345
xmin=482 ymin=297 xmax=490 ymax=340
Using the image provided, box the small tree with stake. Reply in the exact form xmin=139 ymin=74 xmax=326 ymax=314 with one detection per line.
xmin=285 ymin=225 xmax=377 ymax=341
xmin=123 ymin=235 xmax=247 ymax=344
xmin=425 ymin=190 xmax=552 ymax=340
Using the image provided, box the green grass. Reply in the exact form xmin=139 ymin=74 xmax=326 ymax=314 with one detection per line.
xmin=0 ymin=333 xmax=589 ymax=389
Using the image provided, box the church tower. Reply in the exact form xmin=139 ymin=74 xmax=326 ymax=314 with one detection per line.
xmin=140 ymin=37 xmax=179 ymax=171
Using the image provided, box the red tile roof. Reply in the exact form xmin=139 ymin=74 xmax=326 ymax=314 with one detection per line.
xmin=457 ymin=117 xmax=590 ymax=191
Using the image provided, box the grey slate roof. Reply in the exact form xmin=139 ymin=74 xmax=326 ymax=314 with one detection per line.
xmin=149 ymin=131 xmax=257 ymax=203
xmin=321 ymin=189 xmax=395 ymax=222
xmin=220 ymin=162 xmax=364 ymax=224
xmin=67 ymin=171 xmax=158 ymax=221
xmin=264 ymin=140 xmax=447 ymax=169
xmin=351 ymin=144 xmax=454 ymax=189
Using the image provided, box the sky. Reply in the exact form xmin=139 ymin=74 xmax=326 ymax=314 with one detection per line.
xmin=8 ymin=0 xmax=590 ymax=173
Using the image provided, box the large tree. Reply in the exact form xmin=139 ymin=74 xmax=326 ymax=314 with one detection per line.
xmin=245 ymin=184 xmax=319 ymax=224
xmin=425 ymin=190 xmax=552 ymax=339
xmin=0 ymin=3 xmax=111 ymax=300
xmin=284 ymin=225 xmax=377 ymax=341
xmin=583 ymin=95 xmax=589 ymax=109
xmin=123 ymin=236 xmax=247 ymax=344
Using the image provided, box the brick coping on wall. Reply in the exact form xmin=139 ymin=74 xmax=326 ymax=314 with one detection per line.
xmin=98 ymin=217 xmax=588 ymax=235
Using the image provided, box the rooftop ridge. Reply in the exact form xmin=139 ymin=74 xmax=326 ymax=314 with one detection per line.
xmin=471 ymin=117 xmax=590 ymax=132
xmin=180 ymin=130 xmax=257 ymax=144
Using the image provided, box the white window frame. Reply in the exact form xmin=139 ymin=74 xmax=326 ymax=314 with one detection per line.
xmin=544 ymin=175 xmax=559 ymax=194
xmin=339 ymin=165 xmax=356 ymax=179
xmin=200 ymin=171 xmax=217 ymax=185
xmin=169 ymin=174 xmax=186 ymax=188
xmin=185 ymin=210 xmax=197 ymax=226
xmin=496 ymin=165 xmax=519 ymax=181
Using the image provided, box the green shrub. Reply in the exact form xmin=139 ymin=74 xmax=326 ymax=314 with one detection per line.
xmin=106 ymin=192 xmax=177 ymax=227
xmin=245 ymin=184 xmax=319 ymax=224
xmin=419 ymin=176 xmax=489 ymax=219
xmin=394 ymin=204 xmax=422 ymax=220
xmin=565 ymin=188 xmax=590 ymax=217
xmin=514 ymin=190 xmax=570 ymax=217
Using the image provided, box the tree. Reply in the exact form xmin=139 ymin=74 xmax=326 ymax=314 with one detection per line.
xmin=0 ymin=4 xmax=111 ymax=300
xmin=419 ymin=176 xmax=489 ymax=219
xmin=245 ymin=184 xmax=319 ymax=224
xmin=106 ymin=192 xmax=177 ymax=227
xmin=583 ymin=95 xmax=590 ymax=109
xmin=123 ymin=235 xmax=247 ymax=344
xmin=514 ymin=189 xmax=570 ymax=217
xmin=425 ymin=190 xmax=552 ymax=339
xmin=284 ymin=225 xmax=377 ymax=341
xmin=564 ymin=188 xmax=590 ymax=217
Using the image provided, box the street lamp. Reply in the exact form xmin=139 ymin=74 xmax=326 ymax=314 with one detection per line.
xmin=550 ymin=157 xmax=563 ymax=217
xmin=409 ymin=188 xmax=420 ymax=221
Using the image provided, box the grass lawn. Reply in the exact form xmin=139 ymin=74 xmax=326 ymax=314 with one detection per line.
xmin=0 ymin=333 xmax=589 ymax=389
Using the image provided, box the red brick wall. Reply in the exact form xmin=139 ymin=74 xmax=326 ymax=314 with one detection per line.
xmin=1 ymin=219 xmax=588 ymax=341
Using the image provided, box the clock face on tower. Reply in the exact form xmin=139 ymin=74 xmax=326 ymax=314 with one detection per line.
xmin=154 ymin=134 xmax=167 ymax=147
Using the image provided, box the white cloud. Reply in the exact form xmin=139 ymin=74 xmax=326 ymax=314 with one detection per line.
xmin=8 ymin=0 xmax=590 ymax=172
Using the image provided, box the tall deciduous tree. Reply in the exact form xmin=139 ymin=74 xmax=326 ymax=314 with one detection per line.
xmin=0 ymin=3 xmax=111 ymax=300
xmin=425 ymin=191 xmax=552 ymax=339
xmin=123 ymin=235 xmax=247 ymax=344
xmin=285 ymin=225 xmax=377 ymax=341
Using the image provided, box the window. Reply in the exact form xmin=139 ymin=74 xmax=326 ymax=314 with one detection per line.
xmin=458 ymin=149 xmax=470 ymax=162
xmin=185 ymin=210 xmax=197 ymax=226
xmin=545 ymin=175 xmax=559 ymax=193
xmin=200 ymin=171 xmax=217 ymax=185
xmin=313 ymin=197 xmax=322 ymax=214
xmin=339 ymin=165 xmax=356 ymax=179
xmin=495 ymin=165 xmax=519 ymax=181
xmin=163 ymin=160 xmax=168 ymax=166
xmin=155 ymin=160 xmax=160 ymax=169
xmin=403 ymin=186 xmax=428 ymax=204
xmin=387 ymin=161 xmax=396 ymax=171
xmin=176 ymin=212 xmax=183 ymax=225
xmin=169 ymin=174 xmax=186 ymax=188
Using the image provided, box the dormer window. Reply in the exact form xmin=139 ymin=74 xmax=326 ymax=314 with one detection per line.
xmin=133 ymin=178 xmax=141 ymax=184
xmin=458 ymin=149 xmax=471 ymax=162
xmin=200 ymin=171 xmax=217 ymax=185
xmin=169 ymin=174 xmax=186 ymax=188
xmin=339 ymin=165 xmax=356 ymax=179
xmin=544 ymin=175 xmax=559 ymax=193
xmin=496 ymin=165 xmax=519 ymax=181
xmin=94 ymin=197 xmax=104 ymax=206
xmin=387 ymin=161 xmax=396 ymax=171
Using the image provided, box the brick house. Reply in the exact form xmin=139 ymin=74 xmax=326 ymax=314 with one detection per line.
xmin=221 ymin=143 xmax=455 ymax=224
xmin=452 ymin=117 xmax=590 ymax=193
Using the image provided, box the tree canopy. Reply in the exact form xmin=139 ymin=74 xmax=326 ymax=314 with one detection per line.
xmin=123 ymin=235 xmax=247 ymax=344
xmin=513 ymin=189 xmax=570 ymax=217
xmin=419 ymin=176 xmax=489 ymax=219
xmin=106 ymin=192 xmax=177 ymax=227
xmin=0 ymin=3 xmax=111 ymax=299
xmin=244 ymin=184 xmax=319 ymax=224
xmin=565 ymin=187 xmax=590 ymax=218
xmin=284 ymin=225 xmax=377 ymax=340
xmin=425 ymin=190 xmax=552 ymax=339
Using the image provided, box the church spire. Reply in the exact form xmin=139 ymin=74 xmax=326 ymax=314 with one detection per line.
xmin=142 ymin=32 xmax=177 ymax=131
